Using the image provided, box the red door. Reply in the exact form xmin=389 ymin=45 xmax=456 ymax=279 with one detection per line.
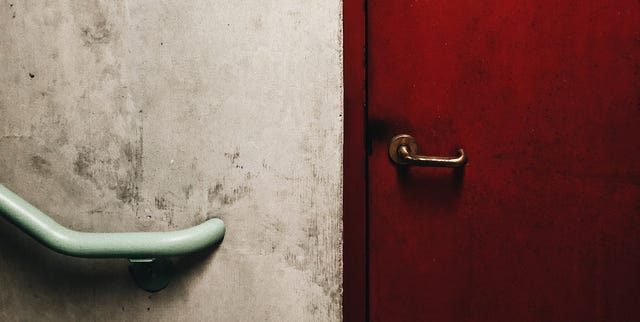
xmin=367 ymin=1 xmax=640 ymax=321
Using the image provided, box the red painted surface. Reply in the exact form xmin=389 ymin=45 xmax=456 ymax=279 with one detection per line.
xmin=343 ymin=0 xmax=367 ymax=321
xmin=367 ymin=1 xmax=640 ymax=321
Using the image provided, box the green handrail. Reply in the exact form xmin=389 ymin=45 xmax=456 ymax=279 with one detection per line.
xmin=0 ymin=184 xmax=225 ymax=259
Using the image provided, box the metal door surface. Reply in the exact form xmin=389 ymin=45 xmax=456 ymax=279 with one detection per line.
xmin=367 ymin=1 xmax=640 ymax=321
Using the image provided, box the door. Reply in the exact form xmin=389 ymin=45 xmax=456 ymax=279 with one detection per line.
xmin=368 ymin=1 xmax=640 ymax=321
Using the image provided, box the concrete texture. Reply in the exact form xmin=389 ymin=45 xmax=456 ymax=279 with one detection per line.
xmin=0 ymin=1 xmax=343 ymax=321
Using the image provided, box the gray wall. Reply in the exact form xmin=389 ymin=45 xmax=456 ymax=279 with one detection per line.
xmin=0 ymin=1 xmax=343 ymax=321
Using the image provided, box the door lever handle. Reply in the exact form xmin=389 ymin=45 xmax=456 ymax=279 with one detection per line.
xmin=388 ymin=134 xmax=467 ymax=167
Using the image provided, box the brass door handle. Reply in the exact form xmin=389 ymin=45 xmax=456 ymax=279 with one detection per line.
xmin=388 ymin=134 xmax=467 ymax=167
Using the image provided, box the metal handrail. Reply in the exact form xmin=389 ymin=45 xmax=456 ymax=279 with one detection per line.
xmin=0 ymin=184 xmax=225 ymax=259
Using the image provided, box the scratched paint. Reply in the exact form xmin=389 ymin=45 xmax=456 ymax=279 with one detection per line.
xmin=0 ymin=1 xmax=343 ymax=321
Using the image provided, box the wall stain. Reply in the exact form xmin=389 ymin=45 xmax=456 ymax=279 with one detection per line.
xmin=222 ymin=185 xmax=252 ymax=205
xmin=154 ymin=195 xmax=172 ymax=211
xmin=9 ymin=3 xmax=15 ymax=19
xmin=289 ymin=132 xmax=343 ymax=319
xmin=284 ymin=251 xmax=304 ymax=270
xmin=152 ymin=191 xmax=188 ymax=228
xmin=88 ymin=208 xmax=106 ymax=215
xmin=30 ymin=155 xmax=52 ymax=176
xmin=73 ymin=146 xmax=96 ymax=180
xmin=183 ymin=184 xmax=194 ymax=200
xmin=72 ymin=139 xmax=143 ymax=207
xmin=207 ymin=182 xmax=252 ymax=206
xmin=207 ymin=183 xmax=223 ymax=203
xmin=0 ymin=134 xmax=32 ymax=141
xmin=224 ymin=150 xmax=240 ymax=164
xmin=115 ymin=136 xmax=143 ymax=206
xmin=80 ymin=18 xmax=113 ymax=47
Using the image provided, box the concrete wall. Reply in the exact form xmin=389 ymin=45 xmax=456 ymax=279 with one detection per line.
xmin=0 ymin=1 xmax=343 ymax=321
